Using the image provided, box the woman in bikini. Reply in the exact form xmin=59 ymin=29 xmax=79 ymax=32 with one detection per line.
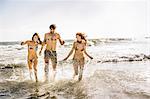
xmin=21 ymin=33 xmax=42 ymax=82
xmin=63 ymin=32 xmax=93 ymax=81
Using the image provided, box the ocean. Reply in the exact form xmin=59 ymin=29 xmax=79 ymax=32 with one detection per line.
xmin=0 ymin=38 xmax=150 ymax=99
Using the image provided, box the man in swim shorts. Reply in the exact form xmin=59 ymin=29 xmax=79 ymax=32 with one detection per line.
xmin=39 ymin=24 xmax=65 ymax=81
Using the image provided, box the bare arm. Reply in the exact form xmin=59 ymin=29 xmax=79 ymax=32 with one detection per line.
xmin=63 ymin=42 xmax=75 ymax=61
xmin=39 ymin=42 xmax=45 ymax=55
xmin=21 ymin=40 xmax=29 ymax=45
xmin=57 ymin=33 xmax=65 ymax=45
xmin=84 ymin=50 xmax=93 ymax=59
xmin=83 ymin=45 xmax=93 ymax=59
xmin=39 ymin=34 xmax=46 ymax=55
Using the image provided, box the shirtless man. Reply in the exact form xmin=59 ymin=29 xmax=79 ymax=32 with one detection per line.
xmin=39 ymin=24 xmax=65 ymax=81
xmin=63 ymin=32 xmax=93 ymax=81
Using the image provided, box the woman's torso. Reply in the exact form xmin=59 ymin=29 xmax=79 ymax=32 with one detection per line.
xmin=73 ymin=40 xmax=86 ymax=60
xmin=27 ymin=41 xmax=38 ymax=59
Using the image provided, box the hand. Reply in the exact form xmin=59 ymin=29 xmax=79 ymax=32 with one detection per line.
xmin=61 ymin=40 xmax=65 ymax=45
xmin=39 ymin=51 xmax=42 ymax=56
xmin=90 ymin=56 xmax=93 ymax=60
xmin=63 ymin=57 xmax=67 ymax=61
xmin=21 ymin=42 xmax=24 ymax=45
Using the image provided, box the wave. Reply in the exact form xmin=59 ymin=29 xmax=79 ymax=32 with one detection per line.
xmin=0 ymin=38 xmax=132 ymax=46
xmin=0 ymin=80 xmax=87 ymax=99
xmin=88 ymin=38 xmax=132 ymax=45
xmin=86 ymin=70 xmax=150 ymax=99
xmin=0 ymin=42 xmax=20 ymax=46
xmin=97 ymin=54 xmax=150 ymax=63
xmin=0 ymin=63 xmax=26 ymax=69
xmin=63 ymin=38 xmax=132 ymax=47
xmin=145 ymin=36 xmax=150 ymax=39
xmin=1 ymin=69 xmax=149 ymax=99
xmin=45 ymin=80 xmax=87 ymax=99
xmin=15 ymin=47 xmax=24 ymax=50
xmin=0 ymin=65 xmax=150 ymax=99
xmin=58 ymin=54 xmax=150 ymax=65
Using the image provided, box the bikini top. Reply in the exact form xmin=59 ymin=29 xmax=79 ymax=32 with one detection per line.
xmin=75 ymin=41 xmax=85 ymax=51
xmin=28 ymin=45 xmax=38 ymax=51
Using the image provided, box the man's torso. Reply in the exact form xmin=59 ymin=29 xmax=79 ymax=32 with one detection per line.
xmin=45 ymin=33 xmax=59 ymax=51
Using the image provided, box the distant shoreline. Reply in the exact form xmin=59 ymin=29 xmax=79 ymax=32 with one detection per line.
xmin=0 ymin=37 xmax=132 ymax=43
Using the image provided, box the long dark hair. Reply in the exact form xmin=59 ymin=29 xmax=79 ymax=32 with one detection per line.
xmin=32 ymin=33 xmax=42 ymax=44
xmin=76 ymin=32 xmax=87 ymax=43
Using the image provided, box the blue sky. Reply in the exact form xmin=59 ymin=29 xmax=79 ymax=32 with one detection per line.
xmin=0 ymin=0 xmax=149 ymax=41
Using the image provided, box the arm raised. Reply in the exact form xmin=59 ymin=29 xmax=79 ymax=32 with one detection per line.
xmin=21 ymin=40 xmax=30 ymax=45
xmin=57 ymin=33 xmax=65 ymax=45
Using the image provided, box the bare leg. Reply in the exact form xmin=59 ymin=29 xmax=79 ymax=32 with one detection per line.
xmin=33 ymin=59 xmax=38 ymax=82
xmin=50 ymin=52 xmax=58 ymax=81
xmin=73 ymin=60 xmax=78 ymax=79
xmin=44 ymin=58 xmax=49 ymax=82
xmin=78 ymin=59 xmax=85 ymax=81
xmin=28 ymin=60 xmax=33 ymax=80
xmin=79 ymin=65 xmax=84 ymax=81
xmin=51 ymin=60 xmax=57 ymax=81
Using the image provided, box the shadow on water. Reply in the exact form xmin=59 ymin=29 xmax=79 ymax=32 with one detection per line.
xmin=0 ymin=63 xmax=88 ymax=99
xmin=0 ymin=81 xmax=55 ymax=99
xmin=46 ymin=79 xmax=87 ymax=99
xmin=1 ymin=67 xmax=150 ymax=99
xmin=0 ymin=79 xmax=88 ymax=99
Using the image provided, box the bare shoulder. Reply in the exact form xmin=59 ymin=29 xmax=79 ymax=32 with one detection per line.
xmin=82 ymin=40 xmax=86 ymax=43
xmin=55 ymin=32 xmax=60 ymax=36
xmin=73 ymin=40 xmax=77 ymax=45
xmin=26 ymin=40 xmax=32 ymax=43
xmin=44 ymin=33 xmax=50 ymax=38
xmin=55 ymin=32 xmax=60 ymax=38
xmin=45 ymin=33 xmax=49 ymax=36
xmin=82 ymin=40 xmax=86 ymax=45
xmin=74 ymin=40 xmax=77 ymax=43
xmin=26 ymin=40 xmax=33 ymax=44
